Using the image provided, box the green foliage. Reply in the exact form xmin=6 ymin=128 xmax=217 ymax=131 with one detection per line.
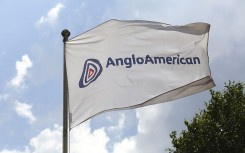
xmin=167 ymin=81 xmax=245 ymax=153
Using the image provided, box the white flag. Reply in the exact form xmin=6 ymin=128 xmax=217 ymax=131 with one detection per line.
xmin=65 ymin=19 xmax=215 ymax=129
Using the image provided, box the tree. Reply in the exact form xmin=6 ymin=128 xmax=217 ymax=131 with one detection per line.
xmin=167 ymin=81 xmax=245 ymax=153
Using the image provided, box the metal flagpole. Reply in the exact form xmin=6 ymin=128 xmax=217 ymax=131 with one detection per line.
xmin=61 ymin=29 xmax=70 ymax=153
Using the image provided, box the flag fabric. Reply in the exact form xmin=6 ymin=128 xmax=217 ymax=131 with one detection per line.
xmin=65 ymin=19 xmax=215 ymax=129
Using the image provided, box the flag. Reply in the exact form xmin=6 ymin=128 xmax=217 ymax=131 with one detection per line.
xmin=65 ymin=19 xmax=215 ymax=129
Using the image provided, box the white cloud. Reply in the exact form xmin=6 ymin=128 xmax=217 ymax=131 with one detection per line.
xmin=0 ymin=125 xmax=61 ymax=153
xmin=70 ymin=122 xmax=109 ymax=153
xmin=10 ymin=55 xmax=32 ymax=88
xmin=0 ymin=122 xmax=109 ymax=153
xmin=112 ymin=137 xmax=136 ymax=153
xmin=14 ymin=101 xmax=36 ymax=123
xmin=36 ymin=3 xmax=64 ymax=27
xmin=113 ymin=104 xmax=173 ymax=153
xmin=29 ymin=124 xmax=62 ymax=153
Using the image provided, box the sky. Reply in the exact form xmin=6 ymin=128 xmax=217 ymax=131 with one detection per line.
xmin=0 ymin=0 xmax=245 ymax=153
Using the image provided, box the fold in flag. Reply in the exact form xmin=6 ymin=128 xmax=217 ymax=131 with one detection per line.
xmin=65 ymin=19 xmax=215 ymax=129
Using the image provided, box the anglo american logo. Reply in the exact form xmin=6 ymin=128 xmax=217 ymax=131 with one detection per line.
xmin=79 ymin=59 xmax=103 ymax=88
xmin=79 ymin=54 xmax=201 ymax=88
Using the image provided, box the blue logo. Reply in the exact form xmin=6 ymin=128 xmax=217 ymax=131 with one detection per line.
xmin=79 ymin=59 xmax=103 ymax=88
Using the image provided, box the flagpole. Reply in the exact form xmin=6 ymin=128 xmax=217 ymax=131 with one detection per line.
xmin=61 ymin=29 xmax=70 ymax=153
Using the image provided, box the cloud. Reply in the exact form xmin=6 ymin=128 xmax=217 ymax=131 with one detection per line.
xmin=70 ymin=122 xmax=109 ymax=153
xmin=112 ymin=137 xmax=136 ymax=153
xmin=0 ymin=122 xmax=109 ymax=153
xmin=113 ymin=104 xmax=173 ymax=153
xmin=0 ymin=125 xmax=61 ymax=153
xmin=36 ymin=3 xmax=64 ymax=27
xmin=10 ymin=55 xmax=32 ymax=88
xmin=14 ymin=101 xmax=36 ymax=123
xmin=29 ymin=124 xmax=62 ymax=153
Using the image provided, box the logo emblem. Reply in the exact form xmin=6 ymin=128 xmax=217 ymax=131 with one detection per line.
xmin=79 ymin=59 xmax=103 ymax=88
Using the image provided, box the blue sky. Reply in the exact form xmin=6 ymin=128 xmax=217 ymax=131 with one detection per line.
xmin=0 ymin=0 xmax=245 ymax=152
